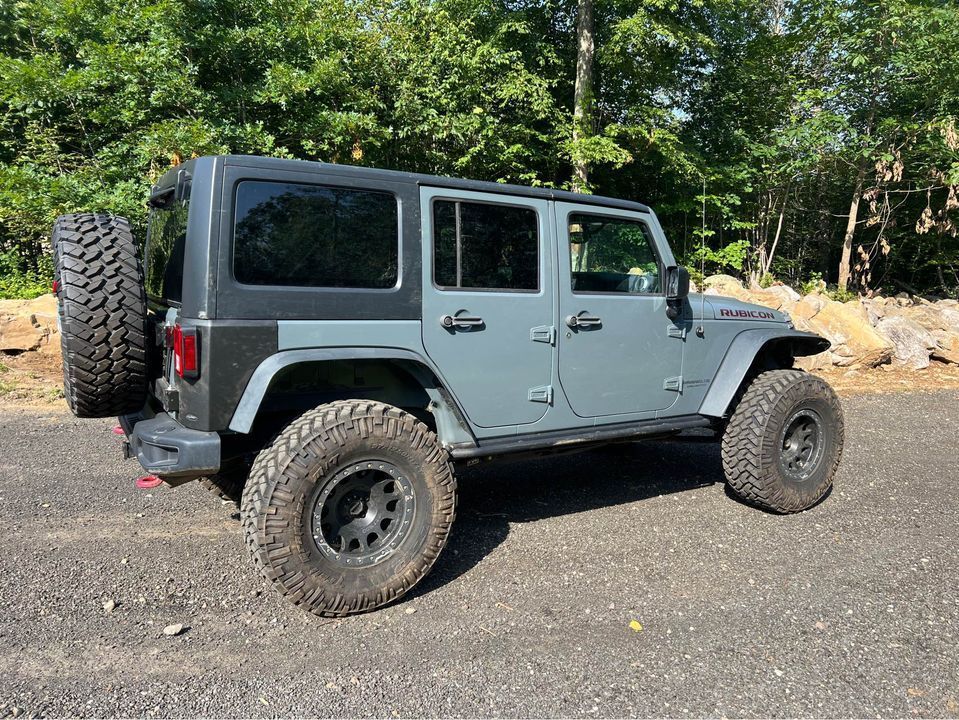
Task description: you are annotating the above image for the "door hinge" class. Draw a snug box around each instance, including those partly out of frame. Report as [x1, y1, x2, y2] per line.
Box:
[528, 385, 553, 404]
[667, 324, 687, 339]
[530, 325, 556, 345]
[663, 376, 683, 392]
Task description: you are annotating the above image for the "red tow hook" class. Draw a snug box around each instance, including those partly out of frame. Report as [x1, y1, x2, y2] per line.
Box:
[136, 475, 163, 489]
[112, 425, 125, 436]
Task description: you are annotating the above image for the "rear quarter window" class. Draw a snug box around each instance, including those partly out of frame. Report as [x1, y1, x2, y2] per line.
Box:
[144, 194, 189, 304]
[232, 180, 399, 289]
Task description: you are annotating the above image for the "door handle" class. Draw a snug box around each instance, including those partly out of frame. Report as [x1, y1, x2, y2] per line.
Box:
[566, 314, 602, 328]
[441, 314, 484, 329]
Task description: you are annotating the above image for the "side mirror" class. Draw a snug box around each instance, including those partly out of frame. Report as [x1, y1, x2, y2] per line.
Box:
[665, 266, 690, 320]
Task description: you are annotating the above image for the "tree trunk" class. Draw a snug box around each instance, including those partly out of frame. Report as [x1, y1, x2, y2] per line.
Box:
[571, 0, 594, 193]
[838, 169, 865, 290]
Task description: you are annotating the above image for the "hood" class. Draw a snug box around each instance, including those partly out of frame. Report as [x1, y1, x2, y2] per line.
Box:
[688, 294, 790, 323]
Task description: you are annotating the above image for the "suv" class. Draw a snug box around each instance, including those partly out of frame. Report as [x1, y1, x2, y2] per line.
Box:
[52, 155, 843, 616]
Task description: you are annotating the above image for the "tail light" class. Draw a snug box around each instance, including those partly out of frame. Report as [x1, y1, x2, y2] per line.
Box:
[172, 324, 199, 379]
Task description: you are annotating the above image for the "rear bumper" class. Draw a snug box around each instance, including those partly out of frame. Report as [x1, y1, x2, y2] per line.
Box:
[120, 412, 220, 479]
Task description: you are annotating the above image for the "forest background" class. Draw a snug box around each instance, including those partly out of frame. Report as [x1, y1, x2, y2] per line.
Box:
[0, 0, 956, 300]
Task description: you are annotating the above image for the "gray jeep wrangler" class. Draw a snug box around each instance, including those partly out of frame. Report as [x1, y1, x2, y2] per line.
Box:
[52, 155, 843, 616]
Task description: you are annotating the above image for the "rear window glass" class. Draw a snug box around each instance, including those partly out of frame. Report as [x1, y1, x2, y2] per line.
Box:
[233, 180, 398, 288]
[145, 193, 189, 304]
[432, 200, 538, 291]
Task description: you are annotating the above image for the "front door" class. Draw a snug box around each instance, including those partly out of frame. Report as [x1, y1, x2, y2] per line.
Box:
[421, 187, 553, 429]
[555, 202, 682, 418]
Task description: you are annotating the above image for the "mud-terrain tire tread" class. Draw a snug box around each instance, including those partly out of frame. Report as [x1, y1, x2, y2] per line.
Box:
[722, 368, 844, 513]
[241, 400, 457, 617]
[52, 213, 148, 418]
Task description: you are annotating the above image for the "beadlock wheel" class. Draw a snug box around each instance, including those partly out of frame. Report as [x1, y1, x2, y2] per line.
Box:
[722, 369, 844, 514]
[241, 400, 457, 617]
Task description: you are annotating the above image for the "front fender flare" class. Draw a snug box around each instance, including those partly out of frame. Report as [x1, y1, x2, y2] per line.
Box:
[698, 328, 830, 418]
[227, 348, 475, 447]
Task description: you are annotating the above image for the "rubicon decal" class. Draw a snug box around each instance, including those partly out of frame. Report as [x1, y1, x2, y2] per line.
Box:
[719, 308, 775, 319]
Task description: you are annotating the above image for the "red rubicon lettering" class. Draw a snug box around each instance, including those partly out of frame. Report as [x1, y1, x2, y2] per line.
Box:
[719, 308, 775, 319]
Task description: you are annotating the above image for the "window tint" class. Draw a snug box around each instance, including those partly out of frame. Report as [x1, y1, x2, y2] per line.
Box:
[145, 194, 189, 304]
[569, 214, 661, 294]
[233, 181, 398, 288]
[433, 200, 538, 291]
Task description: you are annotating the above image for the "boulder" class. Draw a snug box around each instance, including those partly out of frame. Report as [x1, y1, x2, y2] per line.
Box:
[931, 331, 959, 365]
[703, 274, 752, 302]
[0, 315, 45, 352]
[0, 294, 58, 353]
[875, 315, 936, 370]
[791, 296, 893, 368]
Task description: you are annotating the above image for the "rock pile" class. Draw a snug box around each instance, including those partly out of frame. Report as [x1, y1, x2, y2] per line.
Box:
[2, 287, 958, 371]
[703, 275, 959, 369]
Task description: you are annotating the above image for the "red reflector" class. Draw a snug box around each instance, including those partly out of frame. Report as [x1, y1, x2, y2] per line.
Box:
[172, 324, 199, 379]
[52, 280, 59, 294]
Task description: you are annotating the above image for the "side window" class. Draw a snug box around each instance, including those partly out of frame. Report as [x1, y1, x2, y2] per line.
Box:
[233, 180, 398, 288]
[433, 200, 538, 291]
[569, 213, 662, 294]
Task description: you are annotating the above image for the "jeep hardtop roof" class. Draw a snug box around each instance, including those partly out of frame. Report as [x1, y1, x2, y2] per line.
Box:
[152, 155, 652, 215]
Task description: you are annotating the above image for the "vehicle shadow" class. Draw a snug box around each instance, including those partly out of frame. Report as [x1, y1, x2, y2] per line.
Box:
[407, 438, 725, 600]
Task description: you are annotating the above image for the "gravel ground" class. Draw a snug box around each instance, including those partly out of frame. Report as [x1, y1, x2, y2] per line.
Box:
[0, 391, 957, 718]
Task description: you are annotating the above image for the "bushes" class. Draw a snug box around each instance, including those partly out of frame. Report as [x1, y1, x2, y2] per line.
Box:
[0, 251, 51, 300]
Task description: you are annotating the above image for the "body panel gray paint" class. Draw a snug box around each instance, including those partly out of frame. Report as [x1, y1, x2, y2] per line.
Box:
[553, 202, 682, 417]
[698, 327, 830, 417]
[228, 347, 474, 446]
[419, 187, 553, 428]
[278, 320, 422, 351]
[185, 319, 278, 431]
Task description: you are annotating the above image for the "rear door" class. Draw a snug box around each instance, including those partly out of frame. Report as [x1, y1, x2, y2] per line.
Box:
[555, 202, 682, 417]
[420, 187, 553, 429]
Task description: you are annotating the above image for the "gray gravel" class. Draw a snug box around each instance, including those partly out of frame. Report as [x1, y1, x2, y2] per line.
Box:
[1, 391, 957, 718]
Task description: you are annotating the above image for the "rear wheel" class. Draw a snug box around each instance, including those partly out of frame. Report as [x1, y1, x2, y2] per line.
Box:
[722, 369, 844, 513]
[51, 214, 148, 418]
[241, 400, 456, 616]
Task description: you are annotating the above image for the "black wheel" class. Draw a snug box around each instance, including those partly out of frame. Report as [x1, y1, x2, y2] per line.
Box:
[51, 213, 148, 418]
[241, 400, 457, 616]
[721, 369, 844, 513]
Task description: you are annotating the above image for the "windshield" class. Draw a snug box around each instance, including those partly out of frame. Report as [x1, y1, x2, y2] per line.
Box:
[144, 190, 189, 305]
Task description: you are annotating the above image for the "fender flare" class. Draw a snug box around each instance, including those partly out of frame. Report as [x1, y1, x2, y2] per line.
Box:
[227, 348, 475, 446]
[698, 328, 830, 418]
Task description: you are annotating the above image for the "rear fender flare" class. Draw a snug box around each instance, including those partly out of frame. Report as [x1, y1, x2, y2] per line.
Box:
[228, 348, 475, 446]
[698, 328, 830, 418]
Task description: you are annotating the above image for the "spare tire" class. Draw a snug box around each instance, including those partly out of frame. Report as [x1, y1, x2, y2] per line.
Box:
[52, 213, 149, 418]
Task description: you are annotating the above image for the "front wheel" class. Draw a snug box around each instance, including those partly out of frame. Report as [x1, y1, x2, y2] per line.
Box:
[241, 401, 457, 616]
[722, 369, 844, 513]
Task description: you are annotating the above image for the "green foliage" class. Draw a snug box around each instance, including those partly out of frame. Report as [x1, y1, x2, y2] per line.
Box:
[798, 272, 826, 297]
[0, 0, 957, 298]
[0, 250, 50, 299]
[688, 239, 751, 275]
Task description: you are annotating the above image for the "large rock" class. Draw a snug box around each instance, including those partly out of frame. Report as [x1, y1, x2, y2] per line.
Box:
[0, 315, 45, 351]
[930, 331, 959, 365]
[875, 315, 936, 369]
[791, 296, 893, 368]
[703, 274, 752, 302]
[0, 294, 58, 353]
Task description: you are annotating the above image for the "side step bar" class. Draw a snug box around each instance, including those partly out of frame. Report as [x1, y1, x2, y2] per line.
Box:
[447, 415, 713, 461]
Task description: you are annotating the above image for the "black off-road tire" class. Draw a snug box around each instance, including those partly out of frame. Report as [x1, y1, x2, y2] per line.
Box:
[241, 400, 457, 616]
[722, 369, 844, 513]
[52, 214, 148, 418]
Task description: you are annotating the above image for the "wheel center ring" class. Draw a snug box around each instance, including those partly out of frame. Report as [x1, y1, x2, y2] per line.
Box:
[310, 460, 415, 568]
[778, 407, 826, 482]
